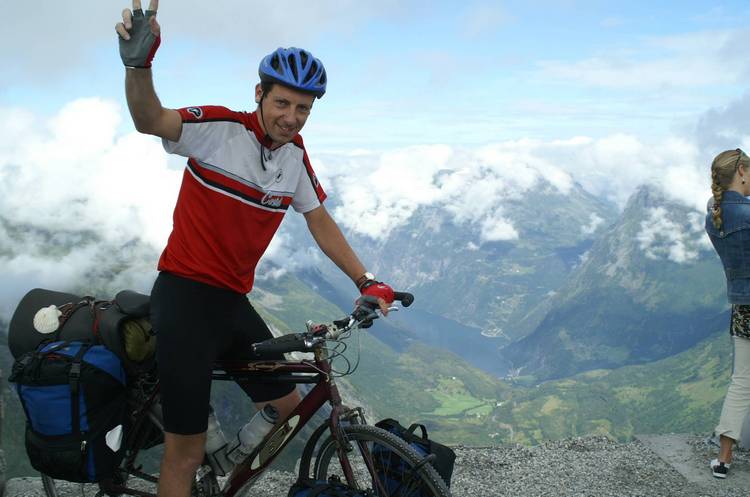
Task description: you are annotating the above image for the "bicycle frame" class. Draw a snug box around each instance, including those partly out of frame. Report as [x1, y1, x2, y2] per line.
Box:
[218, 346, 356, 496]
[117, 344, 362, 497]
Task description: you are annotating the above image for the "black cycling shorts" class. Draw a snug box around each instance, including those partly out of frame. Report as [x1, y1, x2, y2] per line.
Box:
[150, 271, 295, 435]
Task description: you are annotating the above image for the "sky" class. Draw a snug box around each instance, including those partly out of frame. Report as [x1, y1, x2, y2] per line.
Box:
[1, 0, 750, 314]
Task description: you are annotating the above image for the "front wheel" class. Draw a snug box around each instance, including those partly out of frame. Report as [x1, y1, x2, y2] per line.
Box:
[40, 474, 59, 497]
[312, 424, 451, 497]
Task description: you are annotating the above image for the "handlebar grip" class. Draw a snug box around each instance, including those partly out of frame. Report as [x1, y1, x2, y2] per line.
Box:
[393, 291, 414, 307]
[252, 334, 307, 355]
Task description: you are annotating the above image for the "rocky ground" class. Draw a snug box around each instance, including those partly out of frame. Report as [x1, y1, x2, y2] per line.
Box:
[3, 435, 749, 497]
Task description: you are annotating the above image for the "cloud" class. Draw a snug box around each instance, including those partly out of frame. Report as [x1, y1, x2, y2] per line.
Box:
[256, 226, 322, 280]
[0, 97, 339, 319]
[538, 29, 749, 90]
[0, 1, 412, 82]
[0, 98, 182, 315]
[0, 84, 735, 319]
[460, 3, 512, 37]
[693, 91, 750, 152]
[317, 142, 578, 242]
[0, 98, 179, 249]
[308, 129, 719, 245]
[600, 17, 625, 28]
[636, 207, 706, 264]
[480, 211, 519, 241]
[581, 213, 604, 235]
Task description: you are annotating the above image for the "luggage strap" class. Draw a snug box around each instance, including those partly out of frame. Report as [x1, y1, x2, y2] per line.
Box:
[68, 342, 92, 435]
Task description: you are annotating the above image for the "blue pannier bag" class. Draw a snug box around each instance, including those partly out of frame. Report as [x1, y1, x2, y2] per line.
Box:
[9, 340, 127, 482]
[373, 419, 455, 496]
[287, 478, 373, 497]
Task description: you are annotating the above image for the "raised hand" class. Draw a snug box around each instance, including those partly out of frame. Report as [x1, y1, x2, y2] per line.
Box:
[116, 0, 161, 68]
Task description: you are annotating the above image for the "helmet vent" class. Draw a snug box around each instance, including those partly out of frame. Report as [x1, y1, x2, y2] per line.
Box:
[270, 54, 281, 72]
[288, 53, 299, 80]
[302, 61, 317, 84]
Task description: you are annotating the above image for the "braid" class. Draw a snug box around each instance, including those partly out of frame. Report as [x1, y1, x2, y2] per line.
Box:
[710, 149, 748, 230]
[711, 167, 724, 229]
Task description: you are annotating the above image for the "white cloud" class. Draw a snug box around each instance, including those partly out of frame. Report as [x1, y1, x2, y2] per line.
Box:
[0, 98, 179, 249]
[310, 129, 718, 246]
[0, 98, 182, 313]
[0, 84, 735, 317]
[636, 207, 704, 264]
[460, 3, 512, 37]
[539, 29, 749, 90]
[0, 97, 341, 317]
[319, 142, 578, 242]
[480, 211, 518, 242]
[0, 1, 411, 82]
[257, 228, 322, 281]
[600, 17, 625, 28]
[581, 213, 604, 235]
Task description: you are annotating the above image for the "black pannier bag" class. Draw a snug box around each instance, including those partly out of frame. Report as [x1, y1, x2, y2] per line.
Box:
[8, 288, 154, 372]
[9, 341, 128, 482]
[373, 419, 456, 495]
[288, 478, 374, 497]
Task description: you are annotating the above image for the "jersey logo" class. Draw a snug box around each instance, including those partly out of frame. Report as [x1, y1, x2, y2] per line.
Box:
[274, 169, 283, 183]
[261, 192, 284, 208]
[312, 174, 319, 187]
[186, 107, 203, 119]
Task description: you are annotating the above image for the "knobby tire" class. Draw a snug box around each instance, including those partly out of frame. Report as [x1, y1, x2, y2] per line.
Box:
[310, 424, 451, 497]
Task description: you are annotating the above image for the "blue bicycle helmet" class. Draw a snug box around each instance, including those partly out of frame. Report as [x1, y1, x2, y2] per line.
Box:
[258, 47, 327, 98]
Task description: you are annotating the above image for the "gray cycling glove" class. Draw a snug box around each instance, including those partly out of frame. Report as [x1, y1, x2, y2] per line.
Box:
[119, 9, 161, 68]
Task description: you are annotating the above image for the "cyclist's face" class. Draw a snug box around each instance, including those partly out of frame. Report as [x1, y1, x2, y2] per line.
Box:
[255, 84, 314, 147]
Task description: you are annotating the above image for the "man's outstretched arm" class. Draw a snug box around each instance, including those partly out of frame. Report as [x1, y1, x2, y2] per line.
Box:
[116, 0, 181, 141]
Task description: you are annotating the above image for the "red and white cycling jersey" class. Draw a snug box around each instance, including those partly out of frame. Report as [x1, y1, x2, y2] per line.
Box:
[158, 106, 326, 294]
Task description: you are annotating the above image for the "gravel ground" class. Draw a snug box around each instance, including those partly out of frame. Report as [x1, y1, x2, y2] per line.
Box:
[4, 436, 749, 497]
[449, 436, 748, 497]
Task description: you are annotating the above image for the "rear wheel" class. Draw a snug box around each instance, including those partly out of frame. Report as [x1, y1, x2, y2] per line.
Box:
[311, 424, 451, 497]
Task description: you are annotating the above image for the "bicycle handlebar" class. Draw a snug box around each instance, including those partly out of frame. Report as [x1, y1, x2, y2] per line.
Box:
[251, 333, 314, 356]
[251, 290, 415, 356]
[394, 291, 414, 307]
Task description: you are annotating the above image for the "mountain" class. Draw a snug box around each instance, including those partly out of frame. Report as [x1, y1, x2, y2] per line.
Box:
[502, 186, 726, 381]
[491, 326, 732, 444]
[284, 178, 618, 377]
[0, 179, 735, 478]
[337, 179, 618, 342]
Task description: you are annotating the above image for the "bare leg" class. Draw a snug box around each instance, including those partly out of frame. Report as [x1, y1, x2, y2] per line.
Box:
[255, 388, 302, 420]
[157, 432, 207, 497]
[719, 434, 734, 464]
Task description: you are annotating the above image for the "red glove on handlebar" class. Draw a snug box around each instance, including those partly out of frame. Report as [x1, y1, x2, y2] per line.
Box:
[359, 280, 395, 304]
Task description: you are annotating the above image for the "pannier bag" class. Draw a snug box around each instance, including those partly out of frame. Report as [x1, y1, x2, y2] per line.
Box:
[9, 341, 128, 482]
[373, 418, 456, 495]
[288, 478, 374, 497]
[8, 288, 154, 371]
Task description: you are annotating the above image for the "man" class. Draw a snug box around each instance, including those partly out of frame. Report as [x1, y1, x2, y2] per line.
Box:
[115, 2, 395, 496]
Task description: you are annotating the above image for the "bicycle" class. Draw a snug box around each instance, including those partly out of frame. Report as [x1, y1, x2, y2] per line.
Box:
[38, 291, 452, 497]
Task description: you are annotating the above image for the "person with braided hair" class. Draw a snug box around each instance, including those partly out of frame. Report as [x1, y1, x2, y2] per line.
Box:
[705, 148, 750, 479]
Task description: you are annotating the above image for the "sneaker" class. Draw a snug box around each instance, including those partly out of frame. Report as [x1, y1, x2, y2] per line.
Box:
[710, 458, 730, 479]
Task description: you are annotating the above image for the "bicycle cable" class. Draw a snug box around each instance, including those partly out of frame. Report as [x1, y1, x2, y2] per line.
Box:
[326, 339, 353, 377]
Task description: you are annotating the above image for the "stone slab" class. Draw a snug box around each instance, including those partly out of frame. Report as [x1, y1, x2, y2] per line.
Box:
[636, 434, 750, 493]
